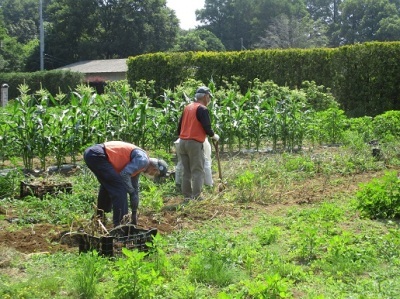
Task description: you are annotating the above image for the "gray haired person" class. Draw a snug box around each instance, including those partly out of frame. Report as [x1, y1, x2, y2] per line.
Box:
[177, 86, 219, 200]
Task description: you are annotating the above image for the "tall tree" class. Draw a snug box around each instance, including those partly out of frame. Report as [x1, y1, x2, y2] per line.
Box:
[0, 11, 26, 72]
[196, 0, 308, 50]
[376, 15, 400, 40]
[305, 0, 343, 46]
[255, 14, 328, 49]
[44, 0, 179, 68]
[0, 0, 40, 44]
[338, 0, 399, 44]
[196, 0, 253, 50]
[171, 29, 226, 52]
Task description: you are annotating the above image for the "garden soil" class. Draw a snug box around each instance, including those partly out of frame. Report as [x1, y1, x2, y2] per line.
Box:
[0, 169, 391, 255]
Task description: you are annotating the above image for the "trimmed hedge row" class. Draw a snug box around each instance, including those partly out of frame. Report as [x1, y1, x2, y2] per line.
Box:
[0, 70, 84, 100]
[127, 42, 400, 117]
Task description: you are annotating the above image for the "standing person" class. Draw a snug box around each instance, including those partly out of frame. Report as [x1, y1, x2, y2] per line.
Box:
[174, 138, 213, 189]
[177, 86, 219, 200]
[83, 141, 168, 227]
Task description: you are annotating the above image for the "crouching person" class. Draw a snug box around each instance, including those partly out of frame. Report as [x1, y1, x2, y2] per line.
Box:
[83, 141, 168, 227]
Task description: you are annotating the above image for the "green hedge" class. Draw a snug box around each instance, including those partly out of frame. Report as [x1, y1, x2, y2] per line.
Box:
[127, 42, 400, 117]
[0, 70, 84, 100]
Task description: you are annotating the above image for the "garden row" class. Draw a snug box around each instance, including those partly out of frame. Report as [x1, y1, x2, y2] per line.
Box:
[0, 78, 399, 171]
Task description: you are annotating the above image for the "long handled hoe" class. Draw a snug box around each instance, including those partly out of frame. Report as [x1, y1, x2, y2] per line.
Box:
[212, 140, 226, 192]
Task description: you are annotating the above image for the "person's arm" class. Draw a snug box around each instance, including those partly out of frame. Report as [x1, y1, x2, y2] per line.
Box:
[177, 114, 183, 136]
[120, 149, 149, 193]
[196, 106, 215, 137]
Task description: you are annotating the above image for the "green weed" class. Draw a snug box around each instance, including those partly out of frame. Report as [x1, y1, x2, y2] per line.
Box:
[74, 251, 106, 299]
[356, 171, 400, 219]
[113, 248, 164, 299]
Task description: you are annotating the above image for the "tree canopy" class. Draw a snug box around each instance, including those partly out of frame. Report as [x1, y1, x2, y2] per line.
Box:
[45, 0, 180, 67]
[1, 0, 400, 71]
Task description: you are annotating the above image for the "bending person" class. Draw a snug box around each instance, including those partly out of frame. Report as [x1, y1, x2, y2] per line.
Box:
[84, 141, 168, 226]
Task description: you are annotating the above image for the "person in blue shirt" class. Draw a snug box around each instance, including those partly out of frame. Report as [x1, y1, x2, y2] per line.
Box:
[83, 141, 168, 227]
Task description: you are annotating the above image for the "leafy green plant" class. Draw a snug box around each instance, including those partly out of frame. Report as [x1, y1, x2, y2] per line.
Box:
[74, 251, 105, 299]
[7, 84, 40, 170]
[253, 225, 281, 246]
[372, 110, 400, 140]
[314, 232, 375, 280]
[113, 248, 164, 299]
[188, 233, 242, 287]
[243, 273, 293, 299]
[146, 233, 172, 277]
[356, 171, 400, 219]
[140, 177, 165, 212]
[310, 107, 348, 145]
[233, 170, 256, 202]
[375, 229, 400, 261]
[282, 153, 315, 173]
[293, 224, 321, 263]
[268, 258, 306, 284]
[0, 169, 22, 199]
[347, 116, 374, 142]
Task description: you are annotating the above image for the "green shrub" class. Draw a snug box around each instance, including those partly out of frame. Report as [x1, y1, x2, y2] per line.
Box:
[372, 110, 400, 141]
[356, 171, 400, 219]
[0, 170, 21, 199]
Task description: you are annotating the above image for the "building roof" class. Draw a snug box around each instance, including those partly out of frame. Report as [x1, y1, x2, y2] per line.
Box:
[57, 59, 128, 74]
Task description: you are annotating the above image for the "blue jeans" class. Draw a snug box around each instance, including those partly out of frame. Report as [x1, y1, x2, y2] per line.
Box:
[83, 144, 139, 226]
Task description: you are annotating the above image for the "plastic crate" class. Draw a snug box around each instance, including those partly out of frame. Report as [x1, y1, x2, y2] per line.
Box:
[78, 225, 157, 257]
[20, 181, 72, 198]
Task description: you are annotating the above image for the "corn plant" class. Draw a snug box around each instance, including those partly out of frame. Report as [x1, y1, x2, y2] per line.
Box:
[213, 89, 248, 152]
[314, 107, 348, 145]
[6, 84, 40, 170]
[34, 105, 53, 170]
[285, 92, 308, 151]
[246, 90, 268, 151]
[0, 113, 12, 163]
[50, 108, 72, 167]
[153, 91, 182, 151]
[68, 89, 100, 161]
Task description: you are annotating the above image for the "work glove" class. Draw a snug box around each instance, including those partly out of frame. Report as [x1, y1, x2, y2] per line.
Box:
[121, 171, 135, 194]
[212, 133, 220, 142]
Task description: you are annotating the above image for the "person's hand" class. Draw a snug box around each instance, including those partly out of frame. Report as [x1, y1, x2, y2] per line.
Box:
[212, 134, 220, 142]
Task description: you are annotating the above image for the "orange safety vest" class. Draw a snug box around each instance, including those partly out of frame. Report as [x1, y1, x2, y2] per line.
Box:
[104, 141, 147, 175]
[179, 102, 207, 143]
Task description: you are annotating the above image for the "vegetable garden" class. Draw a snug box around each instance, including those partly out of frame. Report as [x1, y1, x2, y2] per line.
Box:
[0, 78, 400, 298]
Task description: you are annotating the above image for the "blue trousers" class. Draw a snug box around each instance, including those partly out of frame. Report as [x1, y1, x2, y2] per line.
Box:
[83, 144, 139, 226]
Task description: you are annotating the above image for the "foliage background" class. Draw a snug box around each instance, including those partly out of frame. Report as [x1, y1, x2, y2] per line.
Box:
[128, 42, 400, 117]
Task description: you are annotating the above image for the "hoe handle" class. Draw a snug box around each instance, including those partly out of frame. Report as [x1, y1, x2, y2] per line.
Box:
[212, 140, 223, 181]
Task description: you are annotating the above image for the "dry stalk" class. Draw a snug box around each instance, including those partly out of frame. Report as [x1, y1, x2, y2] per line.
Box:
[97, 219, 109, 235]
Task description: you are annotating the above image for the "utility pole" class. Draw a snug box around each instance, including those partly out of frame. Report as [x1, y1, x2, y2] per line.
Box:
[39, 0, 44, 70]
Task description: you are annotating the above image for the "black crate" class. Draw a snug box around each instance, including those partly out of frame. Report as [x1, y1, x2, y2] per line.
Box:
[78, 225, 157, 257]
[20, 181, 72, 198]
